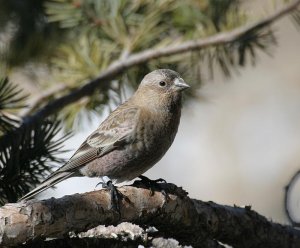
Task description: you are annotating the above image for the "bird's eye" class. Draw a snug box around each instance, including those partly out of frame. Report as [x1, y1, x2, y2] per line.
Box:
[159, 81, 166, 87]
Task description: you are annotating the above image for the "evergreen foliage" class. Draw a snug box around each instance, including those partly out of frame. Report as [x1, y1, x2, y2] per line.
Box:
[0, 78, 26, 133]
[0, 78, 69, 204]
[43, 0, 272, 126]
[0, 0, 60, 66]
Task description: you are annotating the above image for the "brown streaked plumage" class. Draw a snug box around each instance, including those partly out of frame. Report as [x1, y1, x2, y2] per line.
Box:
[19, 69, 190, 201]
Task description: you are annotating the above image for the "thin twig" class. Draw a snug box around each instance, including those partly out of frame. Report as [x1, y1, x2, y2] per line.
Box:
[22, 83, 69, 116]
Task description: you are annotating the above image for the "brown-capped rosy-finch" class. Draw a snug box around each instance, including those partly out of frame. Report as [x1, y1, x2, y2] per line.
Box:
[19, 69, 190, 201]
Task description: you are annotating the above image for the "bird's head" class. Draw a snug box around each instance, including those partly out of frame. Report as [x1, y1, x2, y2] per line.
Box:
[134, 69, 190, 110]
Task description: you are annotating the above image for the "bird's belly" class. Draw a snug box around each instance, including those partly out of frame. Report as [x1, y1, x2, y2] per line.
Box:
[80, 137, 172, 183]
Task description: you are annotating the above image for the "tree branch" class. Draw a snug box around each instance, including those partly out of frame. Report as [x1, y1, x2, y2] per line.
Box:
[284, 170, 300, 227]
[22, 83, 69, 117]
[1, 183, 299, 247]
[19, 0, 300, 128]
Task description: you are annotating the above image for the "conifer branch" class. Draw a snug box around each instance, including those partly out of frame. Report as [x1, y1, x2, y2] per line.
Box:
[20, 0, 300, 128]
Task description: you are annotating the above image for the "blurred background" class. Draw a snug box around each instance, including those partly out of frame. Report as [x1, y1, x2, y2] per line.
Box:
[1, 0, 300, 225]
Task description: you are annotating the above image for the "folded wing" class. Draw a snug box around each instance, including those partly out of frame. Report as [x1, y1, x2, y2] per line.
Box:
[18, 106, 140, 201]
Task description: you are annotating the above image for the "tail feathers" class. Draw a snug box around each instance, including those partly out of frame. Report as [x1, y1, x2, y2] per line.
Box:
[18, 171, 75, 202]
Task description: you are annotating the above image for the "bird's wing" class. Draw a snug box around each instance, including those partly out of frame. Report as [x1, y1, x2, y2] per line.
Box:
[57, 106, 140, 173]
[18, 107, 140, 202]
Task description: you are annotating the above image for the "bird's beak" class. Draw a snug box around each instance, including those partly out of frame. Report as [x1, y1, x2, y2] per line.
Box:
[174, 78, 190, 91]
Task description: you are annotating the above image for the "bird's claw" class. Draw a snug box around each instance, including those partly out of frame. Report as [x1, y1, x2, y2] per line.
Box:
[95, 181, 105, 189]
[137, 175, 169, 201]
[152, 178, 167, 184]
[139, 175, 167, 184]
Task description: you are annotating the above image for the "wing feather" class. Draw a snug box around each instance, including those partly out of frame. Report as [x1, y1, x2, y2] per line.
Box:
[57, 106, 139, 173]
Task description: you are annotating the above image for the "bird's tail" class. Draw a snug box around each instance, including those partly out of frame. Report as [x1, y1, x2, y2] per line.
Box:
[18, 171, 75, 202]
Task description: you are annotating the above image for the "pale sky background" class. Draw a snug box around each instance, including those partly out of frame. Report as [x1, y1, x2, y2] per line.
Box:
[12, 1, 300, 224]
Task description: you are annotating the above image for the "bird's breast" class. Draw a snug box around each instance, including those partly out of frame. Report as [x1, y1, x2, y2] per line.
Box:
[133, 108, 181, 158]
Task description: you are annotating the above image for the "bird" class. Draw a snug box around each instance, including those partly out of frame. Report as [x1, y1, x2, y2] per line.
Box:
[19, 69, 190, 202]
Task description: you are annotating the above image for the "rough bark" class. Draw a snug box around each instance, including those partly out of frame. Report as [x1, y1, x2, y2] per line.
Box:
[0, 183, 299, 248]
[17, 222, 224, 248]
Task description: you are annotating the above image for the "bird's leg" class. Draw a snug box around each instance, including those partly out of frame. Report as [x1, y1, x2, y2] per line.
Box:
[106, 181, 121, 212]
[98, 176, 123, 213]
[137, 175, 169, 201]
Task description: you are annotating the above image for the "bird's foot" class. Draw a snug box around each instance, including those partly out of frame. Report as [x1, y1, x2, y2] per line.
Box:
[135, 175, 170, 201]
[97, 179, 129, 214]
[139, 175, 167, 184]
